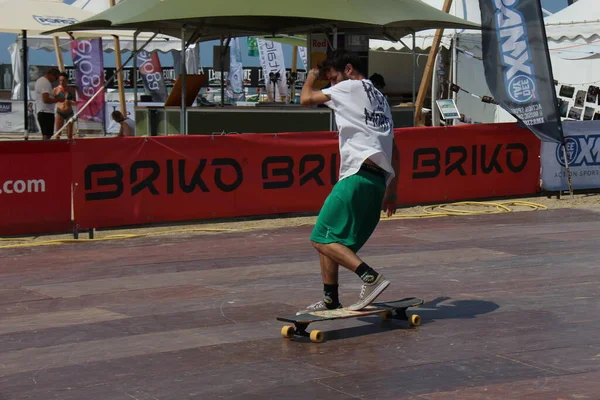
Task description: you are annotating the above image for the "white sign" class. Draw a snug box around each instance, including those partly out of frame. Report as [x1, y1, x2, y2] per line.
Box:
[436, 99, 461, 120]
[33, 16, 79, 26]
[541, 120, 600, 191]
[0, 100, 38, 133]
[257, 39, 288, 101]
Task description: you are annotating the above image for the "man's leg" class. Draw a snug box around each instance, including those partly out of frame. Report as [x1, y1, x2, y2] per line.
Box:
[320, 254, 341, 308]
[309, 171, 390, 311]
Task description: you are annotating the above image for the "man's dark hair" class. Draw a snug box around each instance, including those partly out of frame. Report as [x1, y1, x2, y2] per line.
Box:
[319, 49, 364, 76]
[47, 68, 61, 78]
[369, 73, 386, 89]
[59, 72, 69, 79]
[112, 110, 125, 122]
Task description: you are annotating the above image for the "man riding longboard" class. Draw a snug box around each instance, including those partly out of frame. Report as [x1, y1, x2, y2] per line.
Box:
[298, 49, 400, 313]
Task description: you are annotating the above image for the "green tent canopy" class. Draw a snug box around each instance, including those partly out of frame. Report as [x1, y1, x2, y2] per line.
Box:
[45, 0, 479, 41]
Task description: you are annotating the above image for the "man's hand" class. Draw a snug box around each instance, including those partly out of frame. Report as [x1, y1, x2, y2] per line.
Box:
[382, 192, 397, 217]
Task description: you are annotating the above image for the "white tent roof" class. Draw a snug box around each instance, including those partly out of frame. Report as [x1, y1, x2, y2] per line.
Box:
[0, 0, 95, 35]
[370, 0, 481, 51]
[544, 0, 600, 60]
[16, 0, 182, 53]
[545, 0, 600, 41]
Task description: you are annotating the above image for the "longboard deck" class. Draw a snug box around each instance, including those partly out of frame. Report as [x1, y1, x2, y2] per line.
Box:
[277, 297, 424, 324]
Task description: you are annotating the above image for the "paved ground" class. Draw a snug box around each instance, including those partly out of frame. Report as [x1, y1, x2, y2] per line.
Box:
[0, 208, 599, 399]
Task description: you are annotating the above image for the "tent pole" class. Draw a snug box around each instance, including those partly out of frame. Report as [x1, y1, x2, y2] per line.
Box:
[415, 0, 453, 126]
[412, 30, 416, 126]
[52, 36, 65, 72]
[181, 27, 187, 135]
[22, 30, 28, 140]
[109, 0, 126, 116]
[133, 31, 139, 108]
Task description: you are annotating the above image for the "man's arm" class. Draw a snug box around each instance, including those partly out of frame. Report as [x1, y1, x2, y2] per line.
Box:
[382, 138, 399, 217]
[300, 69, 331, 106]
[42, 92, 62, 105]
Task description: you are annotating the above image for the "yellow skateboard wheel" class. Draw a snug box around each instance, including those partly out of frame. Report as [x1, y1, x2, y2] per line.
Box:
[410, 314, 421, 327]
[310, 330, 324, 343]
[281, 325, 295, 338]
[379, 311, 393, 321]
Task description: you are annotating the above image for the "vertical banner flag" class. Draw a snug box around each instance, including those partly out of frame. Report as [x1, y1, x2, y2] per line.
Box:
[137, 50, 167, 102]
[257, 38, 288, 102]
[70, 38, 105, 123]
[298, 46, 308, 70]
[479, 0, 563, 143]
[247, 37, 259, 57]
[228, 38, 245, 102]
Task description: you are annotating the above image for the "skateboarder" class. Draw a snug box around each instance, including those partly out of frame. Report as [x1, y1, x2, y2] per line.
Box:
[298, 49, 399, 313]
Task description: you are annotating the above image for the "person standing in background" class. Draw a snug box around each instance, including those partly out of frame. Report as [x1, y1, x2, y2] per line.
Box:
[34, 68, 63, 140]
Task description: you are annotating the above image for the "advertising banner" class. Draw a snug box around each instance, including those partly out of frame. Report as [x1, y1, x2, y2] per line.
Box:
[541, 121, 600, 191]
[71, 124, 541, 230]
[0, 141, 71, 236]
[479, 0, 564, 143]
[257, 39, 288, 101]
[137, 50, 167, 102]
[70, 38, 105, 123]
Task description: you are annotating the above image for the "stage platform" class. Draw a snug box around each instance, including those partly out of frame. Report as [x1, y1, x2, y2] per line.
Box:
[0, 208, 599, 399]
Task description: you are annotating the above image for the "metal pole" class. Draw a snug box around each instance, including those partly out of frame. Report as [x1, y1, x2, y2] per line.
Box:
[22, 30, 28, 138]
[562, 145, 575, 198]
[181, 27, 187, 135]
[332, 28, 338, 50]
[133, 31, 138, 108]
[412, 31, 416, 125]
[220, 35, 225, 107]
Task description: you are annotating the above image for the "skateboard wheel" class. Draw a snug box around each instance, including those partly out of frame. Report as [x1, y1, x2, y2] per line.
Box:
[409, 314, 421, 327]
[310, 330, 324, 343]
[281, 325, 295, 338]
[379, 311, 393, 321]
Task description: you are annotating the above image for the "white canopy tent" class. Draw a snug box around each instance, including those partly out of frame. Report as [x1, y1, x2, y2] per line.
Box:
[23, 0, 181, 55]
[1, 0, 186, 134]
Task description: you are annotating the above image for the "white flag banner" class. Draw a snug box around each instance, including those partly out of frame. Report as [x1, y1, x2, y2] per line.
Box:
[228, 37, 245, 101]
[298, 46, 308, 70]
[257, 38, 288, 101]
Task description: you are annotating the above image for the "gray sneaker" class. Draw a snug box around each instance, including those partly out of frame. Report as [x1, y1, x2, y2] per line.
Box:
[347, 274, 390, 311]
[296, 299, 343, 315]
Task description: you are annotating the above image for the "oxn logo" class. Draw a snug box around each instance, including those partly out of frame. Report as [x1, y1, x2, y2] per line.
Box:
[492, 0, 537, 104]
[33, 16, 79, 26]
[556, 135, 600, 167]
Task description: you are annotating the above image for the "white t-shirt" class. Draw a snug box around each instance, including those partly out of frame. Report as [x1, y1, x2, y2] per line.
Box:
[34, 76, 54, 114]
[322, 79, 395, 186]
[122, 118, 136, 136]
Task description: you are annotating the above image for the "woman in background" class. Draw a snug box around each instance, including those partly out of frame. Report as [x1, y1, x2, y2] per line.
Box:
[54, 72, 77, 139]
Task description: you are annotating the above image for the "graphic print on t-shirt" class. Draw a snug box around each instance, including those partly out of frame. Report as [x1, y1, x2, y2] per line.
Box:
[362, 81, 391, 130]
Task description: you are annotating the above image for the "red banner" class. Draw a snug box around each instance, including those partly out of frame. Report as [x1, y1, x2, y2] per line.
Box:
[397, 123, 541, 204]
[72, 124, 540, 230]
[0, 141, 71, 236]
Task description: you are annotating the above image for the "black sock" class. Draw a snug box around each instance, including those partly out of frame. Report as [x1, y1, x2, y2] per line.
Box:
[323, 284, 340, 308]
[355, 262, 379, 284]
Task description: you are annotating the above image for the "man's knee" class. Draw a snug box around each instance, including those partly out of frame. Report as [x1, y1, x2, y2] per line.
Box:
[312, 241, 326, 252]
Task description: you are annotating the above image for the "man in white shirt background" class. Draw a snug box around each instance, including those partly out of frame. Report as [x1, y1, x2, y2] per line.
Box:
[299, 49, 399, 313]
[34, 68, 63, 140]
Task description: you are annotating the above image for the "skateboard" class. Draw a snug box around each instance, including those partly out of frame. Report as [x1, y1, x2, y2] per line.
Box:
[277, 297, 424, 343]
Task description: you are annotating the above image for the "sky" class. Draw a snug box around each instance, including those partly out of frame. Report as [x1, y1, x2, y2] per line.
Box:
[0, 0, 572, 68]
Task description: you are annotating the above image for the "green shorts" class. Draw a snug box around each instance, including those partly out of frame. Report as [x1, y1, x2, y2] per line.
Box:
[311, 169, 386, 253]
